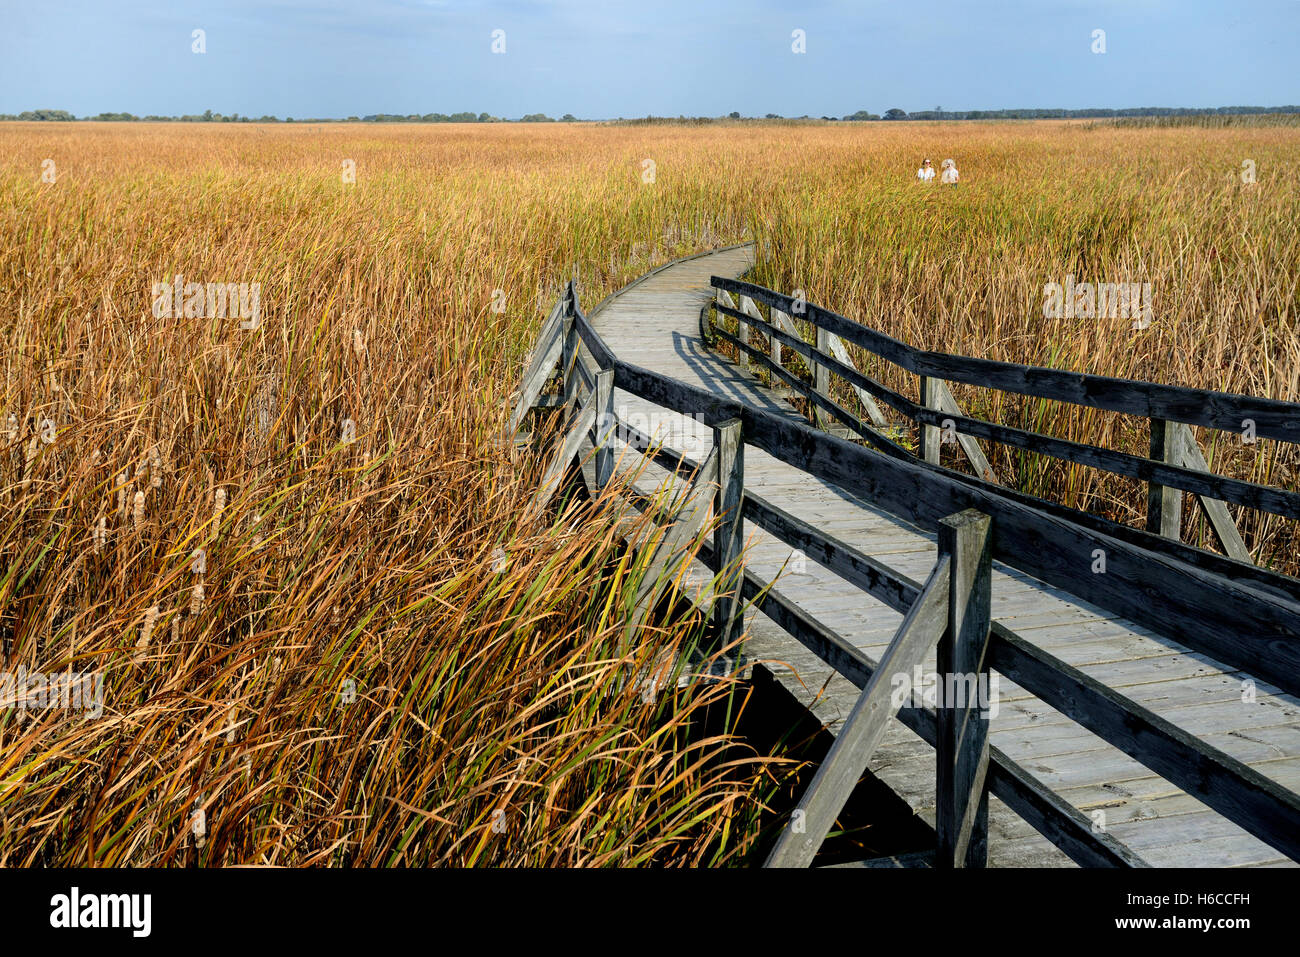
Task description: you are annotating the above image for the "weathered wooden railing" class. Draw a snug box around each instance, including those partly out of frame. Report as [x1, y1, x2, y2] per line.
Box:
[509, 276, 1300, 868]
[707, 278, 1300, 570]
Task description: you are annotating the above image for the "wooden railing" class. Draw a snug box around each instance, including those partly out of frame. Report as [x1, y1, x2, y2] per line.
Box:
[707, 277, 1300, 571]
[509, 276, 1300, 868]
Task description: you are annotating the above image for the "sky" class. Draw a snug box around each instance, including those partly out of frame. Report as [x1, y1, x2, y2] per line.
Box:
[1, 0, 1297, 119]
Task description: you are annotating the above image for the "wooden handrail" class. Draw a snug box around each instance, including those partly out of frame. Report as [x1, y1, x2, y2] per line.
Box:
[709, 279, 1300, 568]
[710, 293, 1300, 523]
[714, 275, 1300, 444]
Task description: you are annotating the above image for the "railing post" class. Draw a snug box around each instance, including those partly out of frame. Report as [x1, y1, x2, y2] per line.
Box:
[594, 369, 615, 488]
[712, 418, 745, 653]
[1146, 418, 1182, 539]
[770, 308, 786, 369]
[921, 376, 941, 464]
[736, 296, 757, 375]
[561, 295, 579, 408]
[812, 325, 831, 429]
[936, 509, 993, 869]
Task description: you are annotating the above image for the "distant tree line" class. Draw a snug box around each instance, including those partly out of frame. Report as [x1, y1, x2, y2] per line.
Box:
[618, 105, 1300, 125]
[850, 105, 1300, 121]
[0, 109, 582, 123]
[6, 105, 1299, 123]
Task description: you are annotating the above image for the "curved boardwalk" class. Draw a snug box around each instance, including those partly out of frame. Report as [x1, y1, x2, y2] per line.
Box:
[588, 245, 1300, 868]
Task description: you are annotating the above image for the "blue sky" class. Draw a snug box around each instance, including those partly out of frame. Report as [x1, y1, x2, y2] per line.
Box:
[1, 0, 1296, 118]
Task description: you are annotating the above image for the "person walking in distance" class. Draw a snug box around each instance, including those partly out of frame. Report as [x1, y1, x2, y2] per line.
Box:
[916, 158, 935, 182]
[940, 158, 960, 184]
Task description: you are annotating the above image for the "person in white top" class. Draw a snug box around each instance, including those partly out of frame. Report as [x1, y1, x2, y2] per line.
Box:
[916, 158, 935, 182]
[940, 158, 959, 184]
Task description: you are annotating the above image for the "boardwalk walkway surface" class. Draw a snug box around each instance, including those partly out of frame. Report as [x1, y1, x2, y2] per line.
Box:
[584, 245, 1300, 868]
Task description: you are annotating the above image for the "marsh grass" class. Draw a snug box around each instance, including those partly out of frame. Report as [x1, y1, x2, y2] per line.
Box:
[0, 122, 787, 865]
[2, 119, 1297, 865]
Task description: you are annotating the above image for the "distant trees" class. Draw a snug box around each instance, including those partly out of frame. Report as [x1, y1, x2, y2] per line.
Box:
[3, 109, 76, 121]
[7, 104, 1299, 125]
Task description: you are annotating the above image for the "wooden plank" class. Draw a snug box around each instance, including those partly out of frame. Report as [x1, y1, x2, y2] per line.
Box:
[532, 393, 597, 513]
[822, 330, 890, 427]
[892, 378, 1299, 521]
[1147, 419, 1183, 539]
[743, 491, 919, 615]
[921, 376, 941, 465]
[626, 449, 719, 634]
[561, 312, 581, 408]
[813, 325, 831, 429]
[736, 296, 757, 372]
[593, 369, 615, 488]
[769, 307, 789, 370]
[505, 300, 564, 437]
[934, 380, 998, 484]
[713, 302, 1300, 522]
[986, 747, 1147, 866]
[712, 418, 744, 648]
[1176, 423, 1253, 562]
[936, 510, 993, 868]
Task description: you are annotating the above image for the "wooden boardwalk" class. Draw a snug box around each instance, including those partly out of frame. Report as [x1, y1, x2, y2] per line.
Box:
[579, 245, 1300, 868]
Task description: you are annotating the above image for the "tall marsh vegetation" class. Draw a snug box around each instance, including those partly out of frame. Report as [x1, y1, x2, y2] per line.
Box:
[0, 119, 1295, 865]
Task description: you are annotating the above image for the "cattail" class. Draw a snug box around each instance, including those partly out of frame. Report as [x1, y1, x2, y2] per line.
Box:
[21, 436, 37, 492]
[117, 470, 128, 517]
[149, 444, 162, 488]
[191, 798, 206, 849]
[136, 604, 159, 660]
[225, 706, 238, 743]
[251, 512, 264, 548]
[190, 581, 204, 616]
[171, 615, 180, 643]
[93, 515, 107, 554]
[132, 489, 145, 528]
[212, 488, 226, 533]
[353, 328, 365, 356]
